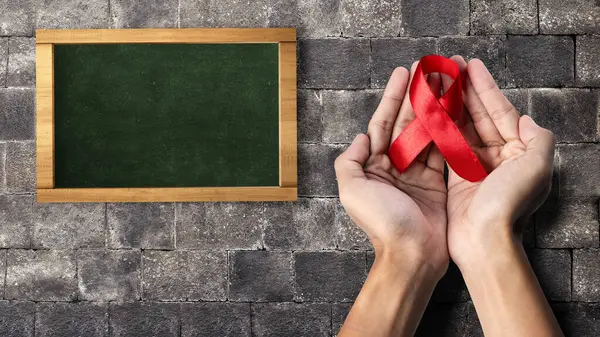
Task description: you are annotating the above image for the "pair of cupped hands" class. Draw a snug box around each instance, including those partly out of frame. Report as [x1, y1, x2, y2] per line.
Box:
[335, 55, 555, 278]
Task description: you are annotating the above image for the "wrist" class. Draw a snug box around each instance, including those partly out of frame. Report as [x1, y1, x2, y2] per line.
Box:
[344, 242, 444, 336]
[374, 244, 447, 282]
[451, 222, 523, 273]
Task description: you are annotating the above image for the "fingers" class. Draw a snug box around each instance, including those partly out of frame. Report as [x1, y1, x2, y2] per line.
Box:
[468, 59, 520, 142]
[368, 67, 410, 154]
[334, 133, 370, 186]
[443, 57, 467, 188]
[416, 72, 442, 163]
[442, 55, 466, 93]
[428, 72, 442, 99]
[449, 55, 503, 147]
[463, 74, 504, 146]
[426, 145, 445, 174]
[391, 61, 419, 141]
[445, 55, 483, 147]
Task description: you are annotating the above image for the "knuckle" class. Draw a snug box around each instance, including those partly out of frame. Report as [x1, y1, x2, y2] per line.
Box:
[469, 107, 491, 123]
[393, 118, 412, 130]
[382, 94, 404, 103]
[488, 105, 516, 121]
[368, 118, 394, 133]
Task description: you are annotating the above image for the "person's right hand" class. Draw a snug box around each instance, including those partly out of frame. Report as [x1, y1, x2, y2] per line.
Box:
[335, 64, 449, 278]
[444, 56, 555, 266]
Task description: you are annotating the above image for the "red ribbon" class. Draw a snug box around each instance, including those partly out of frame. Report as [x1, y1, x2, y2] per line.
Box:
[388, 55, 487, 182]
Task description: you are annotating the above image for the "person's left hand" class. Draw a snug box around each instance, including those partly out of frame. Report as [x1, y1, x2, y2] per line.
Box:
[335, 63, 448, 277]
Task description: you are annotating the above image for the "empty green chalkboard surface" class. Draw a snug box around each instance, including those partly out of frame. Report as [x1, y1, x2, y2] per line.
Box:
[36, 28, 297, 202]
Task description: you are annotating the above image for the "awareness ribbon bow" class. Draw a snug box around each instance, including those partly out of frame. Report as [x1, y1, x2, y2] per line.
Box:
[388, 55, 488, 182]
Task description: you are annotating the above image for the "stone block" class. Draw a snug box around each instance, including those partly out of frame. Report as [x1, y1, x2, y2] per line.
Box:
[5, 141, 34, 193]
[298, 143, 345, 196]
[573, 249, 600, 302]
[335, 199, 371, 250]
[553, 303, 600, 337]
[109, 302, 179, 337]
[332, 303, 352, 335]
[0, 301, 34, 337]
[229, 251, 293, 302]
[294, 251, 366, 302]
[506, 36, 574, 87]
[528, 249, 572, 301]
[176, 202, 263, 250]
[142, 250, 227, 301]
[370, 38, 437, 88]
[439, 36, 506, 86]
[299, 39, 370, 89]
[111, 0, 177, 28]
[0, 195, 33, 248]
[322, 90, 382, 143]
[107, 203, 174, 249]
[0, 88, 35, 140]
[539, 0, 600, 34]
[501, 89, 529, 116]
[32, 203, 105, 249]
[559, 144, 600, 197]
[0, 39, 6, 86]
[180, 0, 267, 28]
[6, 250, 76, 301]
[0, 0, 34, 36]
[401, 0, 469, 36]
[338, 0, 402, 37]
[536, 197, 599, 248]
[7, 37, 35, 87]
[577, 35, 600, 87]
[181, 303, 251, 337]
[263, 198, 336, 250]
[530, 89, 598, 143]
[470, 0, 538, 34]
[252, 303, 330, 337]
[35, 0, 109, 29]
[36, 302, 107, 337]
[294, 0, 341, 37]
[78, 250, 141, 301]
[297, 89, 323, 143]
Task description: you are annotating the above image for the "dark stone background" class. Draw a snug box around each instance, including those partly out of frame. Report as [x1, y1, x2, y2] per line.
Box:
[0, 0, 599, 336]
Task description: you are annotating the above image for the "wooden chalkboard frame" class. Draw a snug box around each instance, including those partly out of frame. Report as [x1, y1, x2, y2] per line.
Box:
[35, 28, 297, 202]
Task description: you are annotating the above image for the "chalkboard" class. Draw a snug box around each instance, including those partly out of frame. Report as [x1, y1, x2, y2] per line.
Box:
[53, 43, 279, 188]
[36, 28, 297, 202]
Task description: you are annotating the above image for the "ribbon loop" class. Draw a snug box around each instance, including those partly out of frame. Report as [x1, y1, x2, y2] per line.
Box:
[388, 55, 488, 182]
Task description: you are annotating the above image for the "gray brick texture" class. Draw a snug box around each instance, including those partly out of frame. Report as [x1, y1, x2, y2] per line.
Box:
[470, 0, 538, 35]
[0, 0, 597, 335]
[36, 302, 107, 337]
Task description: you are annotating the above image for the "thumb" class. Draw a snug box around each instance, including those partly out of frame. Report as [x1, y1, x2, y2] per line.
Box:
[509, 115, 555, 220]
[334, 133, 370, 184]
[520, 115, 555, 158]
